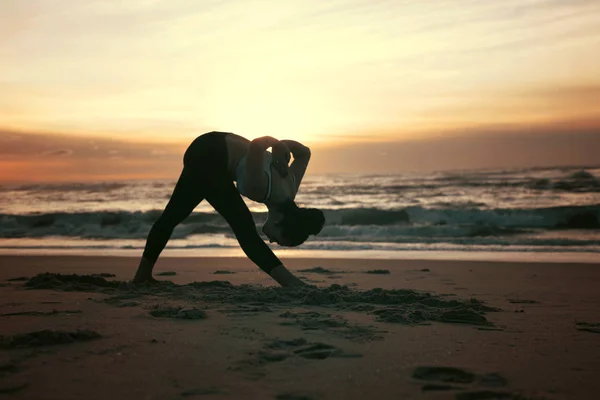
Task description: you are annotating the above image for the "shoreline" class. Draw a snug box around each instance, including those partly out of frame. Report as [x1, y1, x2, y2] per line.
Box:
[0, 248, 599, 264]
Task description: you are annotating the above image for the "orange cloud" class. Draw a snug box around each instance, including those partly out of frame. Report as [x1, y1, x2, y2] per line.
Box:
[2, 116, 599, 183]
[0, 130, 186, 183]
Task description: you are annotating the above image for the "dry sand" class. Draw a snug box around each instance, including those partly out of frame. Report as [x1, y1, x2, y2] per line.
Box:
[0, 255, 599, 400]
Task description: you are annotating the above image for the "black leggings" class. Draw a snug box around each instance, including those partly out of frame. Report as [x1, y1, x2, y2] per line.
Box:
[142, 131, 282, 274]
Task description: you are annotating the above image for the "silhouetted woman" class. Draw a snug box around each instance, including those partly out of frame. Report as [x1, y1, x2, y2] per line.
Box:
[133, 132, 325, 287]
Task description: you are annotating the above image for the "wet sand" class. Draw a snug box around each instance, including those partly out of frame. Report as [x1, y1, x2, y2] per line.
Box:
[1, 255, 599, 399]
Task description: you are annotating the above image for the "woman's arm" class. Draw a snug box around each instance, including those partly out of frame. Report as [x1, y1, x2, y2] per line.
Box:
[245, 136, 290, 199]
[281, 140, 311, 190]
[207, 179, 305, 287]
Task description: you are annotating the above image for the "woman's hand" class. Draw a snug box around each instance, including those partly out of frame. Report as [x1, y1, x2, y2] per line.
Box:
[269, 265, 309, 287]
[272, 141, 291, 178]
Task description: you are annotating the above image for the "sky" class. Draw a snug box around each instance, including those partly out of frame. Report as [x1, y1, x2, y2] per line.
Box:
[1, 0, 600, 182]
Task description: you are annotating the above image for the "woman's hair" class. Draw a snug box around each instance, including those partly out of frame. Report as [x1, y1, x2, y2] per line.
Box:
[276, 200, 325, 247]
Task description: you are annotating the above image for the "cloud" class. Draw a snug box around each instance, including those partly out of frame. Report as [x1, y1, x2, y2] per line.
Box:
[310, 126, 600, 174]
[1, 133, 23, 142]
[0, 129, 186, 183]
[521, 84, 600, 102]
[41, 149, 73, 157]
[1, 120, 599, 182]
[406, 83, 600, 128]
[0, 129, 184, 159]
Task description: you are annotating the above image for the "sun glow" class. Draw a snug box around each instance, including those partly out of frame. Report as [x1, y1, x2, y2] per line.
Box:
[1, 0, 600, 181]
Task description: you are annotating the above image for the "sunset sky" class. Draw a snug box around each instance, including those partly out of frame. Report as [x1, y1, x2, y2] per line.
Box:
[1, 0, 600, 182]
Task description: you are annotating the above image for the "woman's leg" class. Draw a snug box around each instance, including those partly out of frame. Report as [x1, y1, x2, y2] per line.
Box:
[133, 167, 205, 282]
[205, 179, 283, 275]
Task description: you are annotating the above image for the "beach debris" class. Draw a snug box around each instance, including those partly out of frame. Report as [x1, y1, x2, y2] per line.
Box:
[0, 329, 101, 349]
[0, 381, 29, 394]
[25, 273, 119, 291]
[101, 293, 143, 308]
[188, 280, 233, 289]
[412, 366, 476, 384]
[412, 367, 516, 398]
[221, 304, 273, 314]
[149, 306, 207, 320]
[507, 299, 539, 304]
[0, 310, 81, 317]
[297, 267, 338, 274]
[0, 358, 27, 394]
[0, 360, 19, 376]
[293, 342, 359, 360]
[6, 277, 28, 282]
[90, 273, 116, 278]
[276, 393, 318, 400]
[454, 390, 518, 399]
[438, 308, 491, 326]
[421, 383, 464, 392]
[180, 387, 224, 397]
[477, 373, 509, 388]
[575, 322, 600, 334]
[87, 344, 131, 356]
[117, 301, 139, 308]
[365, 269, 390, 274]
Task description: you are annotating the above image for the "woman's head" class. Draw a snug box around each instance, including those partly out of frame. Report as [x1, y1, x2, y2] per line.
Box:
[263, 200, 325, 247]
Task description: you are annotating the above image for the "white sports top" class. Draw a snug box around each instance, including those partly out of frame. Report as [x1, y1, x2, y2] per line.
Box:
[235, 152, 274, 202]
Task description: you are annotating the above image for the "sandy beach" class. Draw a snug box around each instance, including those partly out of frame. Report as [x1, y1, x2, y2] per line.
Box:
[1, 255, 599, 400]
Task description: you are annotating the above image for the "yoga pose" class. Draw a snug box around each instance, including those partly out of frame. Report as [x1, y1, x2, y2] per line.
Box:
[133, 131, 325, 287]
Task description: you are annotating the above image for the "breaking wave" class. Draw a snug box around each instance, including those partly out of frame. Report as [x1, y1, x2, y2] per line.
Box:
[1, 205, 598, 245]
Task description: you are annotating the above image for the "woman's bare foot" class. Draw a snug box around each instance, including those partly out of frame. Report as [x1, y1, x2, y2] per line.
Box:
[132, 257, 159, 284]
[132, 276, 161, 285]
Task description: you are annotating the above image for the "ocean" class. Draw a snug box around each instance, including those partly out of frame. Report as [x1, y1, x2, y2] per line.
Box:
[1, 166, 599, 262]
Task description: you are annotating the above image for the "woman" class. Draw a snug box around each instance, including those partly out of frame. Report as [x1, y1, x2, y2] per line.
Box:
[133, 131, 325, 287]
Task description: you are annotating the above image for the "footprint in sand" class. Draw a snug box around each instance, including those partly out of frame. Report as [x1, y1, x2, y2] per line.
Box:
[454, 390, 519, 399]
[276, 394, 318, 400]
[266, 339, 362, 360]
[0, 360, 28, 395]
[411, 367, 535, 399]
[278, 311, 383, 343]
[292, 343, 345, 360]
[0, 330, 101, 349]
[180, 387, 224, 397]
[412, 366, 476, 384]
[239, 338, 362, 372]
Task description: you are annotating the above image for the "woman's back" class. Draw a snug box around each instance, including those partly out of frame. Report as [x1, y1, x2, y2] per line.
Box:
[224, 133, 296, 204]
